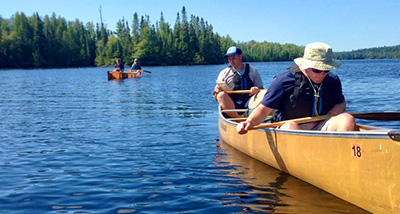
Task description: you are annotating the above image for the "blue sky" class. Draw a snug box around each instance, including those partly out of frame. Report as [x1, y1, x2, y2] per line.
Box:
[1, 0, 399, 51]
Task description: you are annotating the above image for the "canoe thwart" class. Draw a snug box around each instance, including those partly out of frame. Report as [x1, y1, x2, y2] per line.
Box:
[228, 118, 248, 121]
[221, 109, 248, 113]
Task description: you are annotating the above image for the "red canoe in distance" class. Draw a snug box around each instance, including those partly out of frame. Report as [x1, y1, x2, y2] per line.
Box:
[107, 70, 143, 80]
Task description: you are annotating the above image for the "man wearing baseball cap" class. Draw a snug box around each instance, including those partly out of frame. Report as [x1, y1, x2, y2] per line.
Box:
[129, 58, 142, 72]
[213, 46, 264, 118]
[237, 42, 355, 134]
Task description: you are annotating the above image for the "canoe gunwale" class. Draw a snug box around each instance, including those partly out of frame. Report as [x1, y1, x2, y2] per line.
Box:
[219, 107, 396, 140]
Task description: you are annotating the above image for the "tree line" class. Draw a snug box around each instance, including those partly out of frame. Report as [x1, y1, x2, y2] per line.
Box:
[334, 45, 400, 60]
[0, 7, 399, 69]
[0, 12, 97, 68]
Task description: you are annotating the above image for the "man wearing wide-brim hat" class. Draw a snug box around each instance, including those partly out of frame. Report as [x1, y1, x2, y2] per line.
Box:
[237, 42, 356, 134]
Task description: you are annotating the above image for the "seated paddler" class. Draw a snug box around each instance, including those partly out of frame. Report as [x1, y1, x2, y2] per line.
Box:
[237, 42, 356, 134]
[113, 59, 124, 72]
[129, 58, 142, 72]
[213, 46, 264, 118]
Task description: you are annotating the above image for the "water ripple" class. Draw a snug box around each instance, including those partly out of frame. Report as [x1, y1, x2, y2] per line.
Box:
[1, 60, 398, 213]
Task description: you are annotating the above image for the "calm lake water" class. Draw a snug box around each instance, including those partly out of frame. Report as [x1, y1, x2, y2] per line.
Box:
[1, 59, 399, 213]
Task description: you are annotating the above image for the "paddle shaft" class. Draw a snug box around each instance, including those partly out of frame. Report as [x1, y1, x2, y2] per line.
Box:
[226, 90, 251, 94]
[110, 70, 149, 74]
[251, 115, 331, 130]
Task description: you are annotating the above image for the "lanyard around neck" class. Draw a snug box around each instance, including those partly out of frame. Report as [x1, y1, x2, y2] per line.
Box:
[305, 75, 323, 116]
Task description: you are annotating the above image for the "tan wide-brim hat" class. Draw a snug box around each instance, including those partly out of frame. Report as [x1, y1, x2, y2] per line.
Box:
[294, 42, 342, 70]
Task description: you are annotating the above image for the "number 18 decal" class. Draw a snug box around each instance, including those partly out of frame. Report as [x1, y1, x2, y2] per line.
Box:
[352, 144, 362, 159]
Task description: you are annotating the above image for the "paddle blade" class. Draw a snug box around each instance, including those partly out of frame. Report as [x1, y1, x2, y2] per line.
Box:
[351, 112, 400, 121]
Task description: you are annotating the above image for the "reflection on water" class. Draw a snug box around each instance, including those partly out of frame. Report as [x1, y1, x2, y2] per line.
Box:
[1, 60, 399, 213]
[215, 141, 369, 213]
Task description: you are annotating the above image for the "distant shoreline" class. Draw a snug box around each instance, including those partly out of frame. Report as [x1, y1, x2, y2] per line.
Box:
[1, 58, 399, 70]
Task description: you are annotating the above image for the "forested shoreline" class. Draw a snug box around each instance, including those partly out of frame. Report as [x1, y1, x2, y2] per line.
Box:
[0, 7, 399, 69]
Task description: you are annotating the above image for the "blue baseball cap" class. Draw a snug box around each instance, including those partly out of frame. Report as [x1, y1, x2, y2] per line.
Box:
[224, 46, 242, 57]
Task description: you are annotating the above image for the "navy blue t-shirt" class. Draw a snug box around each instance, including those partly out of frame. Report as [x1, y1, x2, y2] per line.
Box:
[114, 63, 124, 69]
[261, 69, 344, 121]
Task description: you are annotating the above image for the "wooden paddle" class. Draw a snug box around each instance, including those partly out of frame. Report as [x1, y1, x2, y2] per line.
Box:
[143, 70, 152, 73]
[226, 90, 251, 94]
[350, 111, 400, 121]
[250, 115, 331, 130]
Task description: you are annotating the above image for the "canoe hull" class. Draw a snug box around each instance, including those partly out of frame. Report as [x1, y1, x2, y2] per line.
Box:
[218, 108, 400, 214]
[107, 71, 143, 80]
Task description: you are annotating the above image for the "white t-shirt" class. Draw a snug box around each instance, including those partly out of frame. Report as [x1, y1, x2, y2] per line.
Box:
[216, 64, 263, 90]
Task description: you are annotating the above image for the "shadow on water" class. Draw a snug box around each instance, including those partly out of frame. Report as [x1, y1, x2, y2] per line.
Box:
[215, 140, 369, 214]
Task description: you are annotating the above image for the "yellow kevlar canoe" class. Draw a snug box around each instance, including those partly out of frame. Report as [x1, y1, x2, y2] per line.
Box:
[218, 106, 400, 213]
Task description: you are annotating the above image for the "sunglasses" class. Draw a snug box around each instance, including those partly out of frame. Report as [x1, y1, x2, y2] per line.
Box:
[311, 68, 330, 74]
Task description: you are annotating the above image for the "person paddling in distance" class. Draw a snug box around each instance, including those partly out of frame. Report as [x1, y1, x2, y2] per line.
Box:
[113, 59, 124, 72]
[128, 58, 142, 72]
[237, 42, 355, 134]
[213, 46, 264, 118]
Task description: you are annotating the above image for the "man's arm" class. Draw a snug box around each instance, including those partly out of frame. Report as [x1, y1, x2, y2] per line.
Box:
[327, 99, 346, 116]
[237, 104, 273, 134]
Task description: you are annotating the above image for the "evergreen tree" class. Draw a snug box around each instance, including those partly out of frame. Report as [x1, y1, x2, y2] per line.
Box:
[131, 13, 140, 47]
[177, 6, 191, 64]
[31, 12, 46, 67]
[0, 17, 11, 67]
[115, 18, 133, 63]
[172, 12, 181, 65]
[12, 12, 33, 67]
[135, 15, 160, 65]
[158, 12, 173, 64]
[85, 22, 96, 66]
[190, 15, 202, 64]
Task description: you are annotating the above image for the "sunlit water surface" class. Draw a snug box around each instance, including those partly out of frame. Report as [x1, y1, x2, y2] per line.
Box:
[1, 59, 399, 213]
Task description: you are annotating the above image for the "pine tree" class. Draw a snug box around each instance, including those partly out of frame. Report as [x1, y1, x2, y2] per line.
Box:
[31, 12, 46, 67]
